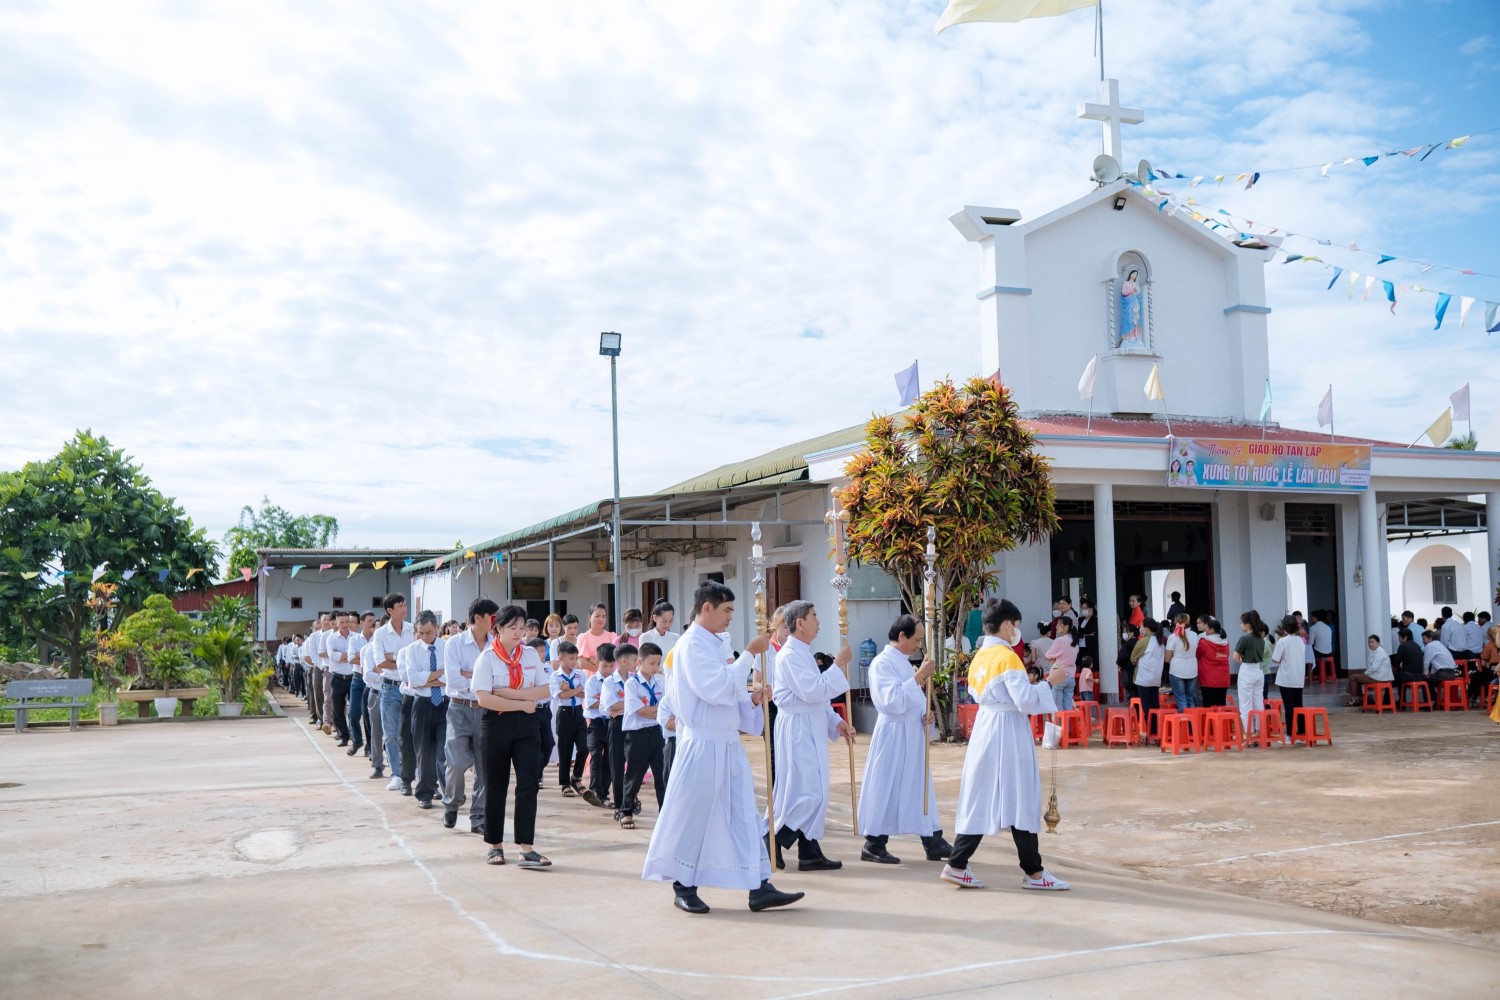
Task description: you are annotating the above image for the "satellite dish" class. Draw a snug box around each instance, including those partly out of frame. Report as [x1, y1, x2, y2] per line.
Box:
[1091, 154, 1122, 184]
[1137, 159, 1154, 183]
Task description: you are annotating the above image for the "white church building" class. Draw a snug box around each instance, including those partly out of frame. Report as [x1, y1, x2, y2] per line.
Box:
[407, 81, 1499, 715]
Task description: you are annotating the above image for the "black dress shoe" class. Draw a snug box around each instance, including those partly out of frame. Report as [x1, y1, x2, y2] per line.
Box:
[443, 810, 457, 829]
[470, 823, 485, 837]
[861, 846, 901, 864]
[417, 799, 434, 810]
[345, 742, 362, 756]
[401, 784, 413, 797]
[369, 768, 384, 780]
[924, 839, 954, 862]
[798, 857, 843, 872]
[748, 881, 804, 912]
[673, 891, 710, 915]
[336, 739, 349, 747]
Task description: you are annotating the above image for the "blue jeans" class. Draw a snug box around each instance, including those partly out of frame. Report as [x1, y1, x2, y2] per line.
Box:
[1170, 675, 1199, 710]
[379, 682, 403, 777]
[349, 676, 367, 746]
[1052, 678, 1075, 712]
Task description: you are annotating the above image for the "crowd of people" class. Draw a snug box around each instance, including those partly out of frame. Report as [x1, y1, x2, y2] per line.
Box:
[272, 585, 1076, 912]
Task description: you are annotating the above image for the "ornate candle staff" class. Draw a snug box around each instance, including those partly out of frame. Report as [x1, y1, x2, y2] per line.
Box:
[824, 500, 858, 828]
[923, 525, 937, 815]
[751, 521, 776, 863]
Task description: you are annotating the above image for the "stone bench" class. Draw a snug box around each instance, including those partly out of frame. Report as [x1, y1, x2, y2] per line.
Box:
[1, 678, 95, 732]
[118, 687, 211, 718]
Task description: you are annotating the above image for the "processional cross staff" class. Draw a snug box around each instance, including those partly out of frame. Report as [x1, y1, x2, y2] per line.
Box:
[750, 521, 776, 863]
[824, 501, 858, 829]
[923, 526, 937, 815]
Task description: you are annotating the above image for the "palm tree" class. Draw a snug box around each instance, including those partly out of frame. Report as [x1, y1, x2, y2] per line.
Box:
[196, 627, 254, 702]
[1444, 431, 1478, 451]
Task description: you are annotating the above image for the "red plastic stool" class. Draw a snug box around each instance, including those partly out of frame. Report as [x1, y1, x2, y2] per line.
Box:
[1400, 682, 1432, 712]
[1160, 692, 1178, 713]
[1482, 682, 1498, 712]
[1146, 708, 1175, 746]
[1362, 682, 1395, 714]
[1129, 698, 1149, 744]
[1103, 708, 1137, 747]
[1030, 714, 1048, 742]
[831, 702, 848, 723]
[1079, 700, 1103, 735]
[1159, 714, 1196, 755]
[1291, 707, 1333, 746]
[1201, 712, 1244, 752]
[1436, 678, 1467, 712]
[1246, 708, 1285, 748]
[1313, 655, 1336, 684]
[1055, 709, 1090, 748]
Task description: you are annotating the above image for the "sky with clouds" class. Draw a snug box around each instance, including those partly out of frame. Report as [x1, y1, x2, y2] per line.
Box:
[1, 0, 1496, 556]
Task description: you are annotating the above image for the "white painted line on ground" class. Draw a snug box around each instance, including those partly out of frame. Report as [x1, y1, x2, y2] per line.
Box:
[288, 715, 866, 988]
[1190, 820, 1500, 867]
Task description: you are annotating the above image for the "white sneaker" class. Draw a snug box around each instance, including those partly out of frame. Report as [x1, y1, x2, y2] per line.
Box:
[940, 865, 985, 889]
[1021, 869, 1071, 891]
[386, 776, 402, 791]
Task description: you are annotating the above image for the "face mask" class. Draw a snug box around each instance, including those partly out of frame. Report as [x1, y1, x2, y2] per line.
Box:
[627, 628, 641, 637]
[1051, 610, 1062, 619]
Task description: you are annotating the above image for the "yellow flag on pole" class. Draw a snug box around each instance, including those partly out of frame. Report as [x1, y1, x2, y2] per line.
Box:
[1144, 363, 1165, 401]
[1423, 408, 1453, 447]
[935, 0, 1097, 32]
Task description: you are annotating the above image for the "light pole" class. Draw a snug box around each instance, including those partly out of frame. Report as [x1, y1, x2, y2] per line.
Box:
[599, 332, 623, 629]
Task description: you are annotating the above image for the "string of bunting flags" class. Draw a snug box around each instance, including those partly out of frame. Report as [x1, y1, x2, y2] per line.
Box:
[2, 558, 421, 584]
[1141, 126, 1494, 191]
[1132, 185, 1500, 334]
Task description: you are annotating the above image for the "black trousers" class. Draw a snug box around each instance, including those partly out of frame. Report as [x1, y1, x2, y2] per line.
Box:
[662, 736, 676, 790]
[330, 673, 352, 741]
[555, 705, 587, 785]
[481, 709, 540, 847]
[399, 695, 416, 784]
[1279, 685, 1304, 735]
[608, 716, 627, 811]
[866, 831, 946, 852]
[412, 695, 449, 803]
[622, 727, 665, 812]
[293, 665, 305, 697]
[586, 717, 611, 799]
[1200, 686, 1228, 707]
[534, 704, 555, 781]
[948, 828, 1042, 875]
[1468, 666, 1496, 702]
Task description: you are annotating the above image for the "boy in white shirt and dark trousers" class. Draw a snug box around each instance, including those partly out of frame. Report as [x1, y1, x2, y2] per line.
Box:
[581, 643, 616, 809]
[443, 598, 494, 835]
[603, 644, 637, 823]
[549, 641, 588, 795]
[405, 610, 448, 809]
[526, 637, 555, 790]
[620, 642, 667, 827]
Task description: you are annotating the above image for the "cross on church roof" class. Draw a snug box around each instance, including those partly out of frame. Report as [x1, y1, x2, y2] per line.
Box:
[1078, 78, 1144, 164]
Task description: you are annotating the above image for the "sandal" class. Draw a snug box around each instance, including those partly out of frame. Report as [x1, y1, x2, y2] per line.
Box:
[562, 786, 577, 797]
[517, 851, 551, 870]
[486, 848, 506, 866]
[620, 816, 636, 830]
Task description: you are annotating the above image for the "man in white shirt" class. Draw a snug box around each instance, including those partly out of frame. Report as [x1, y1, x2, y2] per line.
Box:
[1438, 607, 1465, 657]
[405, 610, 448, 809]
[303, 615, 329, 727]
[1308, 611, 1335, 666]
[771, 600, 854, 872]
[640, 600, 679, 656]
[372, 594, 415, 794]
[360, 623, 386, 780]
[443, 598, 494, 835]
[1422, 631, 1459, 680]
[325, 611, 357, 747]
[318, 610, 337, 736]
[346, 613, 375, 758]
[1461, 612, 1484, 658]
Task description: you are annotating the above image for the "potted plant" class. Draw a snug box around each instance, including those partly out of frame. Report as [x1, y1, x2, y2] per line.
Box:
[147, 647, 194, 717]
[196, 627, 254, 717]
[90, 643, 123, 727]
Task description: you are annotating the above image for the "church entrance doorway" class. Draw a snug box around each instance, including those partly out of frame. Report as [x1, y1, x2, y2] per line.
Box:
[1285, 502, 1342, 642]
[1050, 500, 1216, 626]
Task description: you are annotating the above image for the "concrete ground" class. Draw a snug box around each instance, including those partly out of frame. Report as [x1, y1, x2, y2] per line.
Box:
[2, 701, 1497, 998]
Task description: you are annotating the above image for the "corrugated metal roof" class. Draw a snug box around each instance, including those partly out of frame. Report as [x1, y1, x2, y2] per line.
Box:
[404, 501, 608, 574]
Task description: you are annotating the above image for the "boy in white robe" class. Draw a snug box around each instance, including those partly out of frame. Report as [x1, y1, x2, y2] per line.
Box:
[944, 597, 1071, 892]
[857, 614, 951, 865]
[641, 581, 802, 915]
[771, 600, 855, 871]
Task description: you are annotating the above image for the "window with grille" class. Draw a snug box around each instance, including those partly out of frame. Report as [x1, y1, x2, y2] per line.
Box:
[1431, 566, 1457, 605]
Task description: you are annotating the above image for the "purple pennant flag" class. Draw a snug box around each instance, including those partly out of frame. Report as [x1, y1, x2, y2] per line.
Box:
[894, 359, 920, 407]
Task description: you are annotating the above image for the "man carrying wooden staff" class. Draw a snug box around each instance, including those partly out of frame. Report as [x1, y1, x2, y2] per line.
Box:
[770, 600, 855, 871]
[856, 613, 951, 865]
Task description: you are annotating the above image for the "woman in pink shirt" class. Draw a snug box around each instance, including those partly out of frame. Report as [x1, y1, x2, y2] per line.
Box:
[574, 603, 617, 675]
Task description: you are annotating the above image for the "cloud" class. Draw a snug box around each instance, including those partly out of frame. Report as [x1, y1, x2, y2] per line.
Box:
[1459, 35, 1492, 58]
[0, 0, 1494, 552]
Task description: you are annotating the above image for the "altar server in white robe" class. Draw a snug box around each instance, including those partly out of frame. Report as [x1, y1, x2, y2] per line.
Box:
[943, 597, 1071, 892]
[771, 600, 855, 871]
[857, 614, 952, 865]
[641, 581, 804, 915]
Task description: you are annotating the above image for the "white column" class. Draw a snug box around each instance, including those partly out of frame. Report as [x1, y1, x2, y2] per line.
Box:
[1093, 482, 1119, 703]
[1359, 489, 1384, 655]
[1488, 492, 1500, 615]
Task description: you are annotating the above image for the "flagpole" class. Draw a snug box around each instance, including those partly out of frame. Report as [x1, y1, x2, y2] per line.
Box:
[1097, 0, 1106, 82]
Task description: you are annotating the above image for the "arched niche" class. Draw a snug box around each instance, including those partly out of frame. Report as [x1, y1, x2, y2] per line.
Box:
[1102, 248, 1154, 354]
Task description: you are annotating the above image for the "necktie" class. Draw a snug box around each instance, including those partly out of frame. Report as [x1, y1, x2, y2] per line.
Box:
[429, 645, 441, 705]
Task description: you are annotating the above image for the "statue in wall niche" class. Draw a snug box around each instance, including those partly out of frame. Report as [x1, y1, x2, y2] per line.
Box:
[1119, 267, 1144, 350]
